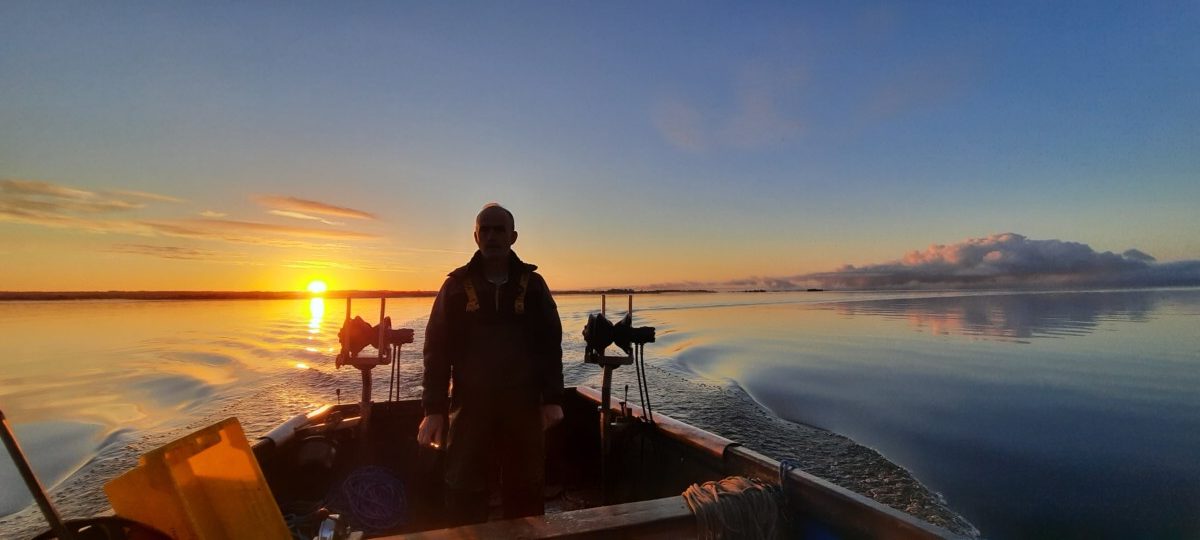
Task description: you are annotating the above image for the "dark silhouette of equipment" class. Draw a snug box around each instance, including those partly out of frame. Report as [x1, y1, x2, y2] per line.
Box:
[582, 295, 656, 504]
[583, 312, 656, 358]
[336, 315, 414, 361]
[334, 298, 415, 436]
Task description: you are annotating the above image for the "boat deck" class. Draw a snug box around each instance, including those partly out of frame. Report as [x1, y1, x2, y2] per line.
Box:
[254, 387, 962, 539]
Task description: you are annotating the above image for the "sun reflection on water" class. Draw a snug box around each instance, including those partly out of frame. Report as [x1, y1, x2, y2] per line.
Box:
[309, 297, 325, 334]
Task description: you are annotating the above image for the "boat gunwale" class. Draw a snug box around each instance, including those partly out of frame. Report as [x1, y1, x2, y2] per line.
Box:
[252, 386, 964, 539]
[574, 385, 964, 540]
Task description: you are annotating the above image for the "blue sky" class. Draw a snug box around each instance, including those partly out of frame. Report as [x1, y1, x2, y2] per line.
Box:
[1, 2, 1197, 290]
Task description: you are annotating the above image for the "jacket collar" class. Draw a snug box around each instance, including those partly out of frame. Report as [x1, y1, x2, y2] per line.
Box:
[449, 250, 536, 280]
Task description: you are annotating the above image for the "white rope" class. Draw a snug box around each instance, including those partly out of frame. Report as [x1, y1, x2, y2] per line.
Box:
[682, 476, 784, 540]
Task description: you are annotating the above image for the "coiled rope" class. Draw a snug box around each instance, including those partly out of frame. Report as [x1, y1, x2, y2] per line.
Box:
[326, 465, 407, 534]
[682, 476, 785, 540]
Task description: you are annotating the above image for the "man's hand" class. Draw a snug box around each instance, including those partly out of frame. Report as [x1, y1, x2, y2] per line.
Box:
[417, 414, 446, 449]
[541, 404, 563, 430]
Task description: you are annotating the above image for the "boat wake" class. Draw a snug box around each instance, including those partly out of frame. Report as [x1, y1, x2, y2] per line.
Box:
[584, 332, 982, 538]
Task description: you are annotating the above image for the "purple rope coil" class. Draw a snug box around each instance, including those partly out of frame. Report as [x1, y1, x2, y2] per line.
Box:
[327, 465, 407, 534]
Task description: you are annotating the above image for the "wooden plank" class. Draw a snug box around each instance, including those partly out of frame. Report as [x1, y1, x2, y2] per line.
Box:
[381, 496, 695, 539]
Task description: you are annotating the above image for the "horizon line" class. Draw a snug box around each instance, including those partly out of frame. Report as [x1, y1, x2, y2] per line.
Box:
[0, 288, 724, 301]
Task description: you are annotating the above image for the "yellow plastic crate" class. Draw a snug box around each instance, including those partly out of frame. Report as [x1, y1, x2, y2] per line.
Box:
[104, 417, 290, 540]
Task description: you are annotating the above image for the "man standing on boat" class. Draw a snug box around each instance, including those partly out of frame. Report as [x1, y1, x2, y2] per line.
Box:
[417, 203, 564, 525]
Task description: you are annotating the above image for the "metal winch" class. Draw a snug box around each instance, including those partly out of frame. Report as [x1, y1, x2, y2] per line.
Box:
[334, 298, 415, 433]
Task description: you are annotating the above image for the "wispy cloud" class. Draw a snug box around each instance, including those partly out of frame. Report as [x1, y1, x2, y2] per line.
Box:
[858, 54, 973, 125]
[137, 218, 376, 249]
[1, 179, 94, 199]
[1, 179, 380, 252]
[268, 210, 345, 226]
[187, 218, 375, 240]
[0, 203, 152, 234]
[283, 260, 355, 270]
[392, 246, 473, 255]
[104, 243, 256, 265]
[254, 195, 376, 221]
[653, 63, 805, 152]
[283, 259, 425, 273]
[652, 100, 710, 152]
[725, 63, 805, 148]
[108, 190, 185, 203]
[1, 178, 146, 214]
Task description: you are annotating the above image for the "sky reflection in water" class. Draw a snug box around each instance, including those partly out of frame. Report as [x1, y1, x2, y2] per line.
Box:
[646, 290, 1200, 539]
[0, 296, 431, 519]
[1, 290, 1198, 538]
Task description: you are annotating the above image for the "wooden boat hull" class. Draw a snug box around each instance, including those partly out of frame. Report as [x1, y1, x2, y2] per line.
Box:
[252, 386, 963, 539]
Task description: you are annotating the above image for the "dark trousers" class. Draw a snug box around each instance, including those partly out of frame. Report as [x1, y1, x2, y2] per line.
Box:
[443, 389, 544, 526]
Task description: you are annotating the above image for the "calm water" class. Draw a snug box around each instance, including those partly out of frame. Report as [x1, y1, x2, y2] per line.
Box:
[1, 289, 1198, 538]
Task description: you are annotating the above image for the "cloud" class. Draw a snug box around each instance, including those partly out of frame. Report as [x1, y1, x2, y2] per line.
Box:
[653, 63, 804, 152]
[104, 243, 255, 265]
[637, 233, 1200, 291]
[652, 101, 709, 152]
[283, 259, 425, 273]
[283, 260, 355, 270]
[137, 218, 376, 249]
[856, 54, 974, 128]
[1, 179, 94, 199]
[725, 63, 804, 148]
[0, 203, 152, 234]
[1, 179, 379, 252]
[187, 218, 375, 240]
[805, 233, 1200, 289]
[1121, 249, 1156, 263]
[392, 246, 473, 255]
[254, 195, 376, 220]
[107, 190, 185, 203]
[1, 178, 146, 214]
[268, 210, 345, 226]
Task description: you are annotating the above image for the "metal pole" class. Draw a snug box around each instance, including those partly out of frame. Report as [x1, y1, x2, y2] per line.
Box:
[360, 368, 372, 431]
[0, 409, 76, 540]
[600, 365, 614, 503]
[378, 298, 387, 362]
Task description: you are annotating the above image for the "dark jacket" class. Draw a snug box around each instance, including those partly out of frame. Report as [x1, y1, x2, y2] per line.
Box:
[421, 251, 564, 416]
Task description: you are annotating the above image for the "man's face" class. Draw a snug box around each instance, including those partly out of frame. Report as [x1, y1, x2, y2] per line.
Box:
[474, 208, 517, 261]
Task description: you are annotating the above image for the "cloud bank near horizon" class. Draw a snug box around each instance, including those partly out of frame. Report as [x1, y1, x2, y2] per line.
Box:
[644, 233, 1200, 291]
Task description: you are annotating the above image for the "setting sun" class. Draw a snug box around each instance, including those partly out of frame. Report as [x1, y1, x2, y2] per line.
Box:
[306, 280, 328, 295]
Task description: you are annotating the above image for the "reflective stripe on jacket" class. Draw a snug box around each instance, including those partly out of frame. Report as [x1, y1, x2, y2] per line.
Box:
[422, 251, 564, 416]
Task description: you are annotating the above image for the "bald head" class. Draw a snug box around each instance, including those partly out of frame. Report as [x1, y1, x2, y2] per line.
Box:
[476, 203, 514, 230]
[474, 203, 518, 261]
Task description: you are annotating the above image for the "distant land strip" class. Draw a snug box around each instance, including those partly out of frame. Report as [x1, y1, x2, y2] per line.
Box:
[0, 289, 717, 301]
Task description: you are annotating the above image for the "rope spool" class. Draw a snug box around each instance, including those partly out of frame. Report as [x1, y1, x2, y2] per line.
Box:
[682, 476, 785, 540]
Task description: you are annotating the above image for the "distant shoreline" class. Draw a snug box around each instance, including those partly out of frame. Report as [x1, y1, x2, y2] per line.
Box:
[7, 286, 1190, 302]
[0, 289, 719, 301]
